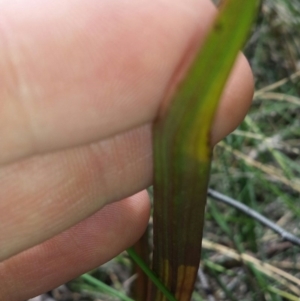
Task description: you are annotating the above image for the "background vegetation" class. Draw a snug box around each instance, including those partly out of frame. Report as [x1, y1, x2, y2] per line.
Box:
[33, 1, 300, 300]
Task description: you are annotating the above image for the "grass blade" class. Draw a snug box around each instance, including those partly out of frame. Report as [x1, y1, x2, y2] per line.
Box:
[80, 273, 134, 301]
[127, 248, 177, 301]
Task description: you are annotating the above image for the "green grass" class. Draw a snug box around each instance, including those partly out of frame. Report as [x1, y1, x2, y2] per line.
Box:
[68, 1, 300, 300]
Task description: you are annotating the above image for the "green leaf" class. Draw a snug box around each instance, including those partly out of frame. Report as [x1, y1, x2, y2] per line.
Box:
[80, 273, 134, 301]
[151, 1, 259, 301]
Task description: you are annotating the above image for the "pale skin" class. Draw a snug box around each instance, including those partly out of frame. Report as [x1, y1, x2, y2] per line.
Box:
[0, 0, 254, 299]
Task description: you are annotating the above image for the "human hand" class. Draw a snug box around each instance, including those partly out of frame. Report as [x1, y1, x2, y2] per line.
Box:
[0, 0, 254, 299]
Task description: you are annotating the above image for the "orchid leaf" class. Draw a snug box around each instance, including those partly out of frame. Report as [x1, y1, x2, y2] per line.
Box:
[150, 1, 259, 301]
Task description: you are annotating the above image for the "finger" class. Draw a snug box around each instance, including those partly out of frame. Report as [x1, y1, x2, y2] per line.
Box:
[0, 0, 246, 165]
[0, 191, 150, 301]
[0, 125, 152, 262]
